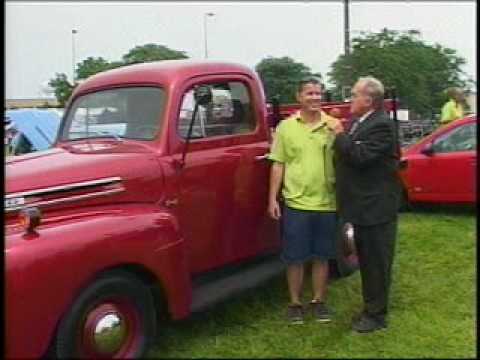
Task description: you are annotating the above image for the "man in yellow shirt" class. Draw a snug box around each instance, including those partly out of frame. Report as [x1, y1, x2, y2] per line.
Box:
[440, 87, 465, 126]
[268, 78, 337, 324]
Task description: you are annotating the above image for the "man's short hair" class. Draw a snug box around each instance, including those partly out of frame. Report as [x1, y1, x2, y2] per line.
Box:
[446, 87, 463, 99]
[297, 77, 324, 93]
[357, 76, 385, 108]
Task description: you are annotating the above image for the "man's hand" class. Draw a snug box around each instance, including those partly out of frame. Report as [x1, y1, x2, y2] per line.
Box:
[268, 199, 282, 220]
[326, 117, 345, 134]
[329, 108, 342, 118]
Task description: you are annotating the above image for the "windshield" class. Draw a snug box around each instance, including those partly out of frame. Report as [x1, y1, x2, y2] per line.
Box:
[60, 87, 165, 141]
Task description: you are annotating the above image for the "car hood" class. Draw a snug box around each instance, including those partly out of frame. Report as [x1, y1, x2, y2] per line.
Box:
[5, 141, 165, 214]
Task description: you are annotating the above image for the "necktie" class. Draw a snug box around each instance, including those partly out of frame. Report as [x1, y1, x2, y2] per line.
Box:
[348, 119, 360, 135]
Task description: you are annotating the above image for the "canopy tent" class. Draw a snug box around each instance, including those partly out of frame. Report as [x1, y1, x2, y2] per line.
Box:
[5, 109, 61, 151]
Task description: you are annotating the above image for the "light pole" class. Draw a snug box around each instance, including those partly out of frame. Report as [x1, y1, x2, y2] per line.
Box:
[71, 29, 78, 84]
[344, 0, 350, 56]
[203, 12, 215, 59]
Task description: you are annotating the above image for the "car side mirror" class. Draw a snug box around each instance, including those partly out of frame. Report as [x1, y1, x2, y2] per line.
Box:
[421, 143, 434, 156]
[193, 85, 212, 106]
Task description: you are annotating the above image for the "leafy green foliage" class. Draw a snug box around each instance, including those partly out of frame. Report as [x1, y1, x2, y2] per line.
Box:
[48, 73, 74, 107]
[49, 44, 189, 105]
[75, 56, 122, 80]
[328, 28, 474, 117]
[255, 56, 321, 104]
[122, 43, 188, 65]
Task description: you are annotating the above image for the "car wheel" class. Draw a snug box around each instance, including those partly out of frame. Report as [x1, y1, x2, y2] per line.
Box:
[54, 270, 156, 359]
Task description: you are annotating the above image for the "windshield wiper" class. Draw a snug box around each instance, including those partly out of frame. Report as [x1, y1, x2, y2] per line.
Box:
[66, 131, 123, 142]
[96, 131, 123, 141]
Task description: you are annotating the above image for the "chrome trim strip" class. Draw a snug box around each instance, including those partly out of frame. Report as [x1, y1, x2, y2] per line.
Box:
[5, 177, 122, 199]
[4, 188, 125, 213]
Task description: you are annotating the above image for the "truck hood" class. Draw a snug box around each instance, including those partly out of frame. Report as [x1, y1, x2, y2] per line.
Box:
[5, 142, 165, 214]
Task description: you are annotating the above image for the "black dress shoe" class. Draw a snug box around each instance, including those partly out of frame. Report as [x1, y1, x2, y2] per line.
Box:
[352, 314, 387, 333]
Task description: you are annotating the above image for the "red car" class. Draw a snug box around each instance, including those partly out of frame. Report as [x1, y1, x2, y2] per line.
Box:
[399, 115, 477, 206]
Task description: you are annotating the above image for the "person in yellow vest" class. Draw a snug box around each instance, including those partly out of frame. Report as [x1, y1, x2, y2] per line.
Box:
[439, 87, 465, 126]
[268, 78, 337, 324]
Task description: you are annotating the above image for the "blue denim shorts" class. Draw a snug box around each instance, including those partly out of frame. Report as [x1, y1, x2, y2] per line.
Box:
[281, 206, 337, 265]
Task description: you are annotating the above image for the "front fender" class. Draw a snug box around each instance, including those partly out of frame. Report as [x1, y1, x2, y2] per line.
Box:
[5, 204, 190, 359]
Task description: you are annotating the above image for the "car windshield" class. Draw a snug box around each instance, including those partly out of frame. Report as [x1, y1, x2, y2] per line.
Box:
[60, 87, 166, 141]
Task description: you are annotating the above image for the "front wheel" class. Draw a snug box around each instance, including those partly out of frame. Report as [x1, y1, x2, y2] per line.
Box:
[54, 270, 156, 359]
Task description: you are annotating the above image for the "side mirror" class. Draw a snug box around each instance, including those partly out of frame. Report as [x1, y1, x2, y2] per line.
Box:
[193, 85, 212, 106]
[421, 143, 434, 156]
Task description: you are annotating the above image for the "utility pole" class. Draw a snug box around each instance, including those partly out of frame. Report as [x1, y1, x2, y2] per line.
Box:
[344, 0, 350, 56]
[203, 12, 215, 59]
[72, 29, 78, 84]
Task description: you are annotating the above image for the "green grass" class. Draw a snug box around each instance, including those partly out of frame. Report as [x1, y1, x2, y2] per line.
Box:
[148, 207, 476, 358]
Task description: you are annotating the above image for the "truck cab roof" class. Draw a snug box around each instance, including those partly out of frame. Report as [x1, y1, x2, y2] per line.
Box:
[74, 60, 257, 95]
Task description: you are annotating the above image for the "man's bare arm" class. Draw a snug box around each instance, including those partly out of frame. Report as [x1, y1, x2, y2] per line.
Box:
[268, 162, 284, 220]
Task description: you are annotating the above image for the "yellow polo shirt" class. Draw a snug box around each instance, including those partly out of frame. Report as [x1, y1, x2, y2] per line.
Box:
[440, 99, 464, 125]
[269, 111, 336, 211]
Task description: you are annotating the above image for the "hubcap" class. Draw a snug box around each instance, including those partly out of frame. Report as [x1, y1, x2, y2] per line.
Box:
[93, 312, 127, 354]
[82, 302, 138, 357]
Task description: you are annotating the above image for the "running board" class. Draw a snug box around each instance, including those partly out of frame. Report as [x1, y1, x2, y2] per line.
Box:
[190, 256, 284, 313]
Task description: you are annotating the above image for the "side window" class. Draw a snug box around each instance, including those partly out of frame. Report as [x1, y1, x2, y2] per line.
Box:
[178, 81, 255, 139]
[433, 123, 476, 153]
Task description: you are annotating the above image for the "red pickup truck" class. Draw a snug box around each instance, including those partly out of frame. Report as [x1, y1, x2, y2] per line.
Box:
[5, 60, 376, 358]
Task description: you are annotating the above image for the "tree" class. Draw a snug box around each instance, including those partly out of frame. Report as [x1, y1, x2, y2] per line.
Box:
[255, 56, 321, 104]
[76, 56, 123, 80]
[49, 44, 190, 105]
[328, 28, 474, 117]
[48, 73, 74, 107]
[122, 43, 188, 64]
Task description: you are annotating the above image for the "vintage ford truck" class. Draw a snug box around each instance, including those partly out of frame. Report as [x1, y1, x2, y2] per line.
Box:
[5, 60, 370, 358]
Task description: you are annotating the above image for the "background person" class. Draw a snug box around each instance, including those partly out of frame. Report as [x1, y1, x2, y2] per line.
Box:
[439, 87, 465, 126]
[268, 78, 337, 325]
[327, 76, 401, 333]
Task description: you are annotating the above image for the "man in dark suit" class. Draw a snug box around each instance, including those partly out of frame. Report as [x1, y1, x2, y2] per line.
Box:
[327, 76, 401, 333]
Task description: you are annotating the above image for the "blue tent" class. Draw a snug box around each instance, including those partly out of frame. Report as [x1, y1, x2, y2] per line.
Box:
[5, 109, 61, 151]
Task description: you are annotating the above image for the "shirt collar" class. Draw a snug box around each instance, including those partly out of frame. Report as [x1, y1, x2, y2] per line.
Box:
[357, 109, 374, 124]
[294, 111, 328, 130]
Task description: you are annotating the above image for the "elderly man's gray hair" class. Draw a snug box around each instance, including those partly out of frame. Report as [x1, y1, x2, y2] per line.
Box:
[357, 76, 385, 108]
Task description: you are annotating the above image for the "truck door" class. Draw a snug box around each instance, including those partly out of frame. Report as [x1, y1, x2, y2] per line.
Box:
[216, 81, 280, 261]
[170, 76, 279, 275]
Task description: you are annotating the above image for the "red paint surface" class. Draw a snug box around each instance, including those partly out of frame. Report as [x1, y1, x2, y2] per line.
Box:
[5, 61, 280, 358]
[399, 115, 477, 204]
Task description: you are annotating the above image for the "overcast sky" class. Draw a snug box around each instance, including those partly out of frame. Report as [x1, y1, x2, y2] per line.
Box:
[5, 1, 477, 99]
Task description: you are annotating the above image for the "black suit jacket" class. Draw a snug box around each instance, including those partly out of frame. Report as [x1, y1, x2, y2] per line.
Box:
[334, 109, 401, 226]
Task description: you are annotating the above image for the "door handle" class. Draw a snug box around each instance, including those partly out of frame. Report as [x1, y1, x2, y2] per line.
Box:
[255, 154, 269, 161]
[164, 199, 178, 208]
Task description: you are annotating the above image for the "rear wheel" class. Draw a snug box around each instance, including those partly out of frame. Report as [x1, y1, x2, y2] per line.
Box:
[54, 270, 156, 359]
[331, 219, 358, 277]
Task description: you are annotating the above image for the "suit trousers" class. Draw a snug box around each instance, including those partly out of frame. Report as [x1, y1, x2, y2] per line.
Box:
[354, 219, 397, 320]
